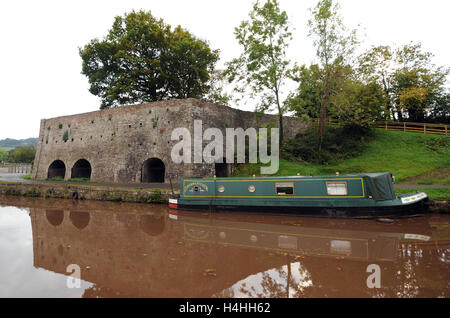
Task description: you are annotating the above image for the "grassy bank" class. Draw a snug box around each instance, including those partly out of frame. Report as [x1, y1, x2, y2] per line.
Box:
[234, 130, 450, 184]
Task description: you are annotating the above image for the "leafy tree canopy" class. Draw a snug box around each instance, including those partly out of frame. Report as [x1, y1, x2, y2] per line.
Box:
[0, 149, 8, 163]
[9, 145, 36, 163]
[359, 43, 450, 122]
[80, 10, 220, 109]
[225, 0, 292, 142]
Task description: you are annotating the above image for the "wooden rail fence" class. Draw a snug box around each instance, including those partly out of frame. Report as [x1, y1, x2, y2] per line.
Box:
[376, 121, 448, 136]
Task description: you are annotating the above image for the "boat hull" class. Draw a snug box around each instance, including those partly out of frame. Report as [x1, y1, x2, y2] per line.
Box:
[169, 195, 432, 218]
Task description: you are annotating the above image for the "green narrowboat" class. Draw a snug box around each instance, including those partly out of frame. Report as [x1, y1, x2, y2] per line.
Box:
[168, 172, 432, 218]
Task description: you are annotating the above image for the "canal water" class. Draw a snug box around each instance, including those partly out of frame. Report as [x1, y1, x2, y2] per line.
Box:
[0, 195, 448, 298]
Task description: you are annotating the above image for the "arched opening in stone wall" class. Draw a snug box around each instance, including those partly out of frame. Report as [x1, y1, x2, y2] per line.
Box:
[47, 160, 66, 179]
[71, 159, 92, 180]
[215, 158, 230, 177]
[141, 158, 165, 183]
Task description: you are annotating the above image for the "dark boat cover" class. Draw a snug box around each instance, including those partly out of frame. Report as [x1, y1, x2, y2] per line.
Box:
[363, 173, 396, 201]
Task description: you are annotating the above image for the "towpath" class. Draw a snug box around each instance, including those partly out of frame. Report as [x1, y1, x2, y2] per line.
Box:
[1, 168, 449, 189]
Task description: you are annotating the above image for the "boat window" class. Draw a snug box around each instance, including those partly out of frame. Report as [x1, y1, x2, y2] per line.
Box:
[278, 235, 298, 249]
[326, 182, 348, 196]
[217, 185, 225, 193]
[248, 185, 256, 193]
[276, 183, 294, 195]
[330, 240, 352, 255]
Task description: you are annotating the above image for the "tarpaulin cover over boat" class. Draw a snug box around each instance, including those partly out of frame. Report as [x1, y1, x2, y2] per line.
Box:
[363, 173, 396, 201]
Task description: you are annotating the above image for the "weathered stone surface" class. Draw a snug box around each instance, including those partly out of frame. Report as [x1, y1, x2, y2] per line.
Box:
[31, 98, 307, 183]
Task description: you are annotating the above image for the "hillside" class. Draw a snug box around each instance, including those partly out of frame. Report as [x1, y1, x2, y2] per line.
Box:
[234, 130, 450, 184]
[0, 138, 38, 149]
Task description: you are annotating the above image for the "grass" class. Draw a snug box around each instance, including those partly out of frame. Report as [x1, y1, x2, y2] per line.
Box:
[21, 174, 31, 180]
[395, 188, 450, 201]
[68, 178, 90, 182]
[46, 176, 64, 181]
[234, 130, 450, 183]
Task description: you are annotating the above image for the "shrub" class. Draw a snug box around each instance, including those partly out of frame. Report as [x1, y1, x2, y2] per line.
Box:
[24, 188, 40, 197]
[148, 189, 164, 203]
[282, 124, 374, 165]
[63, 130, 69, 142]
[46, 176, 64, 181]
[152, 115, 159, 128]
[424, 138, 450, 152]
[110, 195, 122, 202]
[68, 177, 89, 182]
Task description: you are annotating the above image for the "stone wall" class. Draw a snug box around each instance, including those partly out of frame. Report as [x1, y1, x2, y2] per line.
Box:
[31, 98, 307, 183]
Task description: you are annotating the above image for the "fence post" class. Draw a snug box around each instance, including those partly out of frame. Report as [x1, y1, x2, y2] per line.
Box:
[424, 124, 426, 134]
[403, 122, 406, 132]
[385, 122, 387, 130]
[446, 125, 448, 136]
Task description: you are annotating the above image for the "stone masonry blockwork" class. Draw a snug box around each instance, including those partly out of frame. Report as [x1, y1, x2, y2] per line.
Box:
[31, 98, 307, 183]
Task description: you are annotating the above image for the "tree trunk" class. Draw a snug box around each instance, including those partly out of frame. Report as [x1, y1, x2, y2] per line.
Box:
[318, 80, 329, 151]
[275, 89, 284, 146]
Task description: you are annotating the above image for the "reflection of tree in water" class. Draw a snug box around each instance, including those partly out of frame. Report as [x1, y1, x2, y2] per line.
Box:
[82, 285, 123, 298]
[389, 242, 450, 298]
[214, 240, 450, 298]
[215, 256, 313, 298]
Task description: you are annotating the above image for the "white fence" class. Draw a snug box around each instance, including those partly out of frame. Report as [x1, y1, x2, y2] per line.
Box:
[5, 164, 32, 174]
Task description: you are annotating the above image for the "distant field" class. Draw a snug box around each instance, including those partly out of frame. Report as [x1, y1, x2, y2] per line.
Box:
[234, 129, 450, 184]
[0, 147, 13, 151]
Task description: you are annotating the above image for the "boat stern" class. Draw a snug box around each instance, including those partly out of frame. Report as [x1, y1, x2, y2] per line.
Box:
[398, 191, 434, 213]
[168, 197, 179, 209]
[400, 192, 428, 205]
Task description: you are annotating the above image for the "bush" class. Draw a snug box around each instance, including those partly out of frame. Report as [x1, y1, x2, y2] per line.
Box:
[47, 176, 64, 181]
[9, 145, 36, 163]
[282, 124, 374, 165]
[110, 195, 122, 202]
[63, 130, 69, 142]
[424, 138, 450, 152]
[148, 189, 164, 203]
[68, 177, 89, 182]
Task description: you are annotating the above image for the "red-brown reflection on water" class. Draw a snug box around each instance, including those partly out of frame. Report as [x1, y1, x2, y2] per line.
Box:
[0, 196, 448, 298]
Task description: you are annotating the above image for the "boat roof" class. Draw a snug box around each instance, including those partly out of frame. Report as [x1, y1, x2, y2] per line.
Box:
[183, 172, 392, 180]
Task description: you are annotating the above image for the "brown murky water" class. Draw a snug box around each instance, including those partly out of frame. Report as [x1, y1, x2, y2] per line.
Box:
[0, 195, 449, 298]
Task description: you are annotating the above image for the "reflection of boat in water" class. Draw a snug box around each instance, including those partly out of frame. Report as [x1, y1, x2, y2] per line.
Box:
[170, 210, 436, 262]
[2, 196, 446, 298]
[169, 173, 432, 218]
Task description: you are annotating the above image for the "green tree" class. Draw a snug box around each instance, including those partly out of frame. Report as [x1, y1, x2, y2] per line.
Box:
[392, 43, 445, 122]
[285, 64, 323, 121]
[359, 43, 449, 122]
[9, 145, 36, 163]
[225, 0, 292, 143]
[307, 0, 358, 149]
[203, 69, 232, 105]
[331, 79, 386, 127]
[358, 45, 395, 120]
[287, 63, 386, 128]
[80, 10, 219, 109]
[0, 149, 8, 163]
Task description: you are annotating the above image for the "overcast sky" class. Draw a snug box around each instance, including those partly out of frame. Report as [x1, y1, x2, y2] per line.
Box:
[0, 0, 449, 139]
